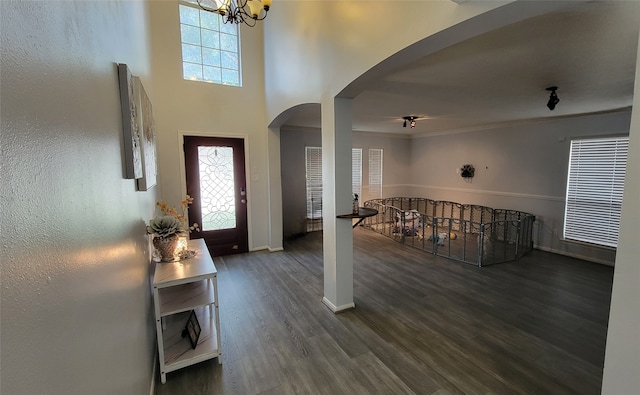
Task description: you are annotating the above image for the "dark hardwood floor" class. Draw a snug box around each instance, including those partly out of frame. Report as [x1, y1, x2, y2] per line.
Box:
[155, 228, 613, 394]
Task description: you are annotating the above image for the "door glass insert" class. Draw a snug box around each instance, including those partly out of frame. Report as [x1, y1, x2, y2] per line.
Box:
[198, 146, 236, 231]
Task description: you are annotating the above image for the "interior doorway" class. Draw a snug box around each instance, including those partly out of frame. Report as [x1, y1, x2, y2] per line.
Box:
[184, 136, 248, 256]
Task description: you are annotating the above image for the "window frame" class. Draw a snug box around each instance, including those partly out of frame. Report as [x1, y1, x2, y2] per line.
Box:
[368, 148, 383, 200]
[305, 146, 323, 221]
[563, 135, 629, 248]
[178, 1, 242, 86]
[352, 148, 362, 200]
[305, 147, 364, 231]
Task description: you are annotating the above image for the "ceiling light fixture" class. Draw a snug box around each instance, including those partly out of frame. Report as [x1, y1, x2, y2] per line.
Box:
[196, 0, 272, 27]
[403, 116, 418, 128]
[546, 86, 559, 111]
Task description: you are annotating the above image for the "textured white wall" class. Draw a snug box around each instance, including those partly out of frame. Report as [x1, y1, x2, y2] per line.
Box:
[263, 1, 507, 123]
[148, 1, 270, 251]
[1, 1, 158, 394]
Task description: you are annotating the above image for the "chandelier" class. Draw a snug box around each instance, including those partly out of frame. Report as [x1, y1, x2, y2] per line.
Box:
[196, 0, 272, 27]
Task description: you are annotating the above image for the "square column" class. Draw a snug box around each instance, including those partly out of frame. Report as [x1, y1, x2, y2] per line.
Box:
[321, 97, 355, 312]
[267, 126, 284, 252]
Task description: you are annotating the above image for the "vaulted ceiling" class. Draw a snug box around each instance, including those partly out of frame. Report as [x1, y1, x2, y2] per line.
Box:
[281, 1, 639, 135]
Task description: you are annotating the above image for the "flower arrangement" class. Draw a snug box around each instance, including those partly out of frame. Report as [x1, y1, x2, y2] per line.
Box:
[146, 195, 200, 237]
[147, 196, 200, 262]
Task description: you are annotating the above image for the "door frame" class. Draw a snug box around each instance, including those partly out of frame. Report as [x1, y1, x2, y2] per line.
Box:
[178, 131, 253, 251]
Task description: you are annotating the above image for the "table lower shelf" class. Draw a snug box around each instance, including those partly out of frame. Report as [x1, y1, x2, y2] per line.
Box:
[161, 305, 220, 373]
[157, 279, 216, 317]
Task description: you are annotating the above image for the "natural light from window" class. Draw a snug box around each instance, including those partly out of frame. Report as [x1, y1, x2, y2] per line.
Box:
[305, 147, 372, 232]
[179, 1, 241, 86]
[564, 136, 628, 248]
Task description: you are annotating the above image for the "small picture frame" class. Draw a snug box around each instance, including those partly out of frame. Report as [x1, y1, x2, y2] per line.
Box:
[181, 310, 201, 349]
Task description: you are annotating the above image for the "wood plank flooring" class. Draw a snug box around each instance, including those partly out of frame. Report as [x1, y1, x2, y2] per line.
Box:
[155, 228, 613, 394]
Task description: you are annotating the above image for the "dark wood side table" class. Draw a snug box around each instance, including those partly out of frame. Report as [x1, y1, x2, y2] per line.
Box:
[337, 207, 378, 228]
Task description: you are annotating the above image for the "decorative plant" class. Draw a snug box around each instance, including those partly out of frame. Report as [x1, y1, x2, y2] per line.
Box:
[146, 195, 200, 238]
[147, 215, 183, 237]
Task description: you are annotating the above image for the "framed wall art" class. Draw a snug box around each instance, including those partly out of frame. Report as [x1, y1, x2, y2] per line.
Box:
[117, 63, 143, 180]
[133, 76, 157, 191]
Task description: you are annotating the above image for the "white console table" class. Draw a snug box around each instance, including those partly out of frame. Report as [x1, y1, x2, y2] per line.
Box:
[153, 238, 221, 384]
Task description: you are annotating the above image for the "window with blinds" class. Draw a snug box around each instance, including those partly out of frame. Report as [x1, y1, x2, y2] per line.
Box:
[305, 147, 323, 221]
[564, 136, 628, 248]
[305, 147, 363, 230]
[352, 148, 362, 200]
[369, 148, 383, 200]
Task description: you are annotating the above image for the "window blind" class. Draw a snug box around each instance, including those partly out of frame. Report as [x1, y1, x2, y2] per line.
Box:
[305, 147, 364, 220]
[369, 148, 383, 200]
[305, 147, 323, 220]
[352, 148, 362, 199]
[564, 136, 628, 248]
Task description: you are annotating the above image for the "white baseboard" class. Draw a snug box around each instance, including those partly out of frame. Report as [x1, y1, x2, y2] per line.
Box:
[250, 245, 284, 253]
[534, 245, 614, 266]
[149, 351, 157, 395]
[322, 297, 355, 313]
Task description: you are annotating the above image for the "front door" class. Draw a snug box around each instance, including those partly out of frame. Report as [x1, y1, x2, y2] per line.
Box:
[184, 136, 248, 256]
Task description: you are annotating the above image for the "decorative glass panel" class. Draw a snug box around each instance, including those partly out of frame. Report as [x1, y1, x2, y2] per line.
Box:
[183, 62, 203, 80]
[220, 33, 237, 52]
[221, 69, 239, 86]
[202, 48, 220, 67]
[179, 5, 200, 26]
[200, 11, 219, 31]
[182, 43, 202, 64]
[220, 21, 236, 35]
[181, 24, 201, 45]
[198, 146, 236, 231]
[221, 52, 238, 71]
[201, 31, 219, 49]
[203, 66, 222, 83]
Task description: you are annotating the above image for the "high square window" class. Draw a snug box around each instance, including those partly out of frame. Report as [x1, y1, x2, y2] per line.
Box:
[179, 1, 241, 86]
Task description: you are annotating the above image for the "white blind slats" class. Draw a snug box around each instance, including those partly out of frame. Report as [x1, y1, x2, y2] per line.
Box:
[305, 147, 323, 219]
[369, 148, 383, 200]
[306, 147, 364, 219]
[563, 136, 628, 248]
[352, 148, 362, 199]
